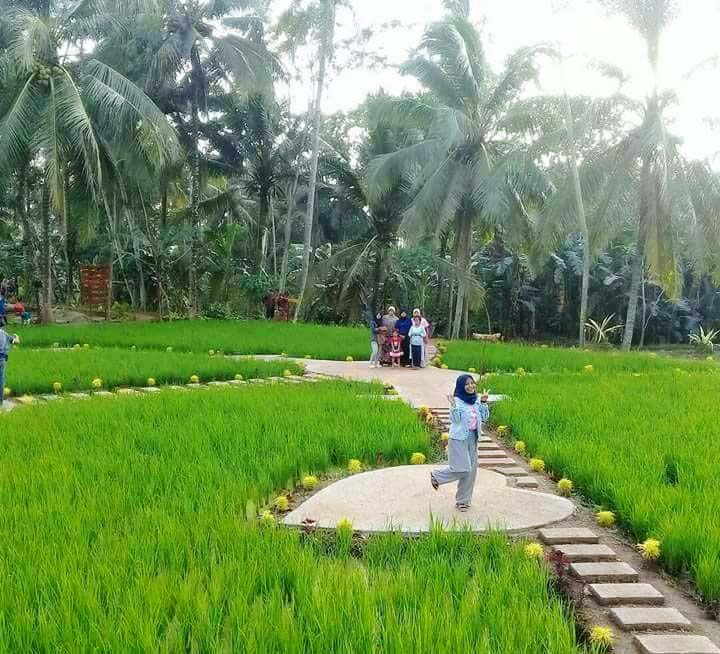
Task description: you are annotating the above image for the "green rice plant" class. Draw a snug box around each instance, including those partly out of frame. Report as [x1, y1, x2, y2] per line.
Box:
[491, 369, 720, 602]
[15, 319, 369, 360]
[443, 341, 713, 374]
[0, 384, 585, 653]
[2, 348, 302, 394]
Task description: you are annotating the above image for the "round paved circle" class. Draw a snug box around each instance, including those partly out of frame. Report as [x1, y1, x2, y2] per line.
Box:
[283, 466, 574, 534]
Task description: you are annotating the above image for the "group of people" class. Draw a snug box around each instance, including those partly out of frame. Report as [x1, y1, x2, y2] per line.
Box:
[262, 290, 291, 321]
[0, 315, 20, 407]
[0, 279, 31, 326]
[369, 306, 431, 370]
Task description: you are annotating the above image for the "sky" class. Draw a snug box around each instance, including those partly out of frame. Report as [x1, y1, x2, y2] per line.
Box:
[275, 0, 720, 166]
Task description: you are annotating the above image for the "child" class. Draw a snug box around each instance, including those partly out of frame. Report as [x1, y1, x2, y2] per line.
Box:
[21, 309, 31, 326]
[389, 329, 403, 368]
[0, 316, 20, 408]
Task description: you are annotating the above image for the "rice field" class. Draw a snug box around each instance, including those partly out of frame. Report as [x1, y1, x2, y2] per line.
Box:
[0, 383, 584, 653]
[14, 319, 369, 360]
[2, 348, 302, 395]
[490, 368, 720, 603]
[441, 340, 715, 374]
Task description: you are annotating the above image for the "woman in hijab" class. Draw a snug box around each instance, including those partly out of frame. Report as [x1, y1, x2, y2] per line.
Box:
[430, 375, 490, 511]
[395, 310, 412, 366]
[368, 311, 384, 368]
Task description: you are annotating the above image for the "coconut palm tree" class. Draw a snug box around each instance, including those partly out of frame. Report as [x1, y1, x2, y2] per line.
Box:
[0, 0, 179, 322]
[367, 0, 553, 339]
[149, 1, 277, 316]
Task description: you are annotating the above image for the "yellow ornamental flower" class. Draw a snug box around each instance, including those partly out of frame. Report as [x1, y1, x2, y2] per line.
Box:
[259, 510, 276, 527]
[557, 478, 573, 496]
[283, 369, 292, 378]
[52, 382, 62, 394]
[3, 387, 11, 397]
[440, 432, 449, 442]
[516, 367, 526, 376]
[305, 354, 312, 359]
[425, 413, 434, 424]
[468, 367, 476, 373]
[209, 349, 215, 356]
[524, 542, 544, 560]
[346, 356, 354, 362]
[514, 441, 526, 454]
[441, 364, 449, 369]
[166, 346, 173, 353]
[529, 458, 545, 473]
[52, 342, 60, 348]
[583, 364, 594, 373]
[91, 378, 103, 389]
[337, 517, 353, 532]
[274, 495, 290, 512]
[83, 343, 90, 349]
[302, 475, 319, 491]
[638, 538, 661, 561]
[706, 356, 714, 362]
[73, 344, 81, 350]
[410, 452, 427, 465]
[418, 405, 430, 417]
[589, 626, 614, 651]
[347, 459, 363, 474]
[497, 425, 509, 436]
[386, 388, 398, 395]
[596, 510, 616, 528]
[281, 352, 288, 357]
[147, 378, 156, 387]
[189, 375, 200, 384]
[234, 374, 243, 381]
[130, 345, 137, 351]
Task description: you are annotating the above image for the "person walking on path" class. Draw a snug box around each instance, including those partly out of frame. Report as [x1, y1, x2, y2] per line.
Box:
[408, 315, 427, 369]
[368, 311, 383, 368]
[0, 316, 20, 408]
[395, 310, 412, 366]
[430, 375, 490, 511]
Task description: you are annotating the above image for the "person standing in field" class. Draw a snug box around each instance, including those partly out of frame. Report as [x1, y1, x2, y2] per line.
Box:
[369, 311, 383, 368]
[263, 290, 276, 320]
[412, 308, 431, 366]
[0, 316, 20, 408]
[408, 315, 427, 369]
[431, 375, 489, 511]
[395, 309, 412, 366]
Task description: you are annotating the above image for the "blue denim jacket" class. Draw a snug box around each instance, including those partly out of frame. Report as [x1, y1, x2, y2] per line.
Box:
[449, 400, 490, 441]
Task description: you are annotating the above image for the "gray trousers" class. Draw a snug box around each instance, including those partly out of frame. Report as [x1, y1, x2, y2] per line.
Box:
[432, 431, 478, 506]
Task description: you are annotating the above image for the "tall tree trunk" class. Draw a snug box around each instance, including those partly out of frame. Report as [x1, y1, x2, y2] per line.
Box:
[622, 250, 644, 351]
[17, 167, 35, 297]
[295, 0, 335, 321]
[39, 183, 53, 324]
[451, 216, 472, 339]
[188, 96, 201, 318]
[125, 208, 147, 311]
[158, 176, 168, 316]
[61, 173, 72, 304]
[371, 244, 385, 312]
[270, 196, 277, 278]
[279, 177, 298, 294]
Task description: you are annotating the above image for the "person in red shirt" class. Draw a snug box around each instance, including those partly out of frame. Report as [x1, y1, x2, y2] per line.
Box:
[388, 329, 403, 368]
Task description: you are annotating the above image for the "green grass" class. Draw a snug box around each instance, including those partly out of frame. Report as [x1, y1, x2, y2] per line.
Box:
[14, 319, 369, 360]
[441, 340, 715, 374]
[0, 383, 584, 653]
[491, 369, 720, 603]
[2, 348, 302, 395]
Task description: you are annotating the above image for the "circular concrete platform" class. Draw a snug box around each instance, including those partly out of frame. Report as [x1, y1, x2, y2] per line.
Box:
[283, 465, 574, 534]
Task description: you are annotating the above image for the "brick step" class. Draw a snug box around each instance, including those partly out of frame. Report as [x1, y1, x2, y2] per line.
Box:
[634, 634, 720, 654]
[539, 528, 600, 544]
[479, 442, 503, 450]
[515, 477, 539, 489]
[494, 466, 528, 477]
[478, 450, 509, 459]
[610, 607, 691, 632]
[589, 583, 665, 606]
[570, 562, 639, 583]
[478, 458, 516, 468]
[552, 544, 618, 562]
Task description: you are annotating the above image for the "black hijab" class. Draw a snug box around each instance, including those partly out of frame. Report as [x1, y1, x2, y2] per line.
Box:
[454, 374, 478, 405]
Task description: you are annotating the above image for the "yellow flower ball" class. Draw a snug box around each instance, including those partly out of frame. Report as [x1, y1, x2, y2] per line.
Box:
[83, 343, 90, 349]
[283, 369, 292, 378]
[638, 538, 661, 561]
[130, 345, 137, 351]
[589, 626, 614, 650]
[514, 441, 526, 454]
[440, 432, 449, 442]
[410, 452, 427, 465]
[347, 459, 363, 474]
[302, 475, 319, 491]
[497, 425, 509, 436]
[259, 510, 276, 527]
[147, 378, 156, 387]
[529, 458, 545, 472]
[706, 356, 714, 362]
[52, 382, 62, 394]
[274, 495, 290, 512]
[516, 367, 526, 376]
[234, 374, 243, 381]
[166, 346, 173, 353]
[441, 364, 449, 369]
[583, 364, 594, 373]
[524, 542, 544, 560]
[346, 355, 354, 362]
[305, 354, 312, 359]
[557, 478, 573, 496]
[596, 510, 616, 528]
[209, 349, 215, 356]
[281, 352, 288, 357]
[73, 344, 81, 350]
[418, 405, 430, 417]
[386, 388, 399, 395]
[468, 367, 476, 373]
[52, 342, 60, 349]
[3, 387, 12, 397]
[336, 517, 353, 533]
[189, 375, 200, 384]
[91, 378, 103, 389]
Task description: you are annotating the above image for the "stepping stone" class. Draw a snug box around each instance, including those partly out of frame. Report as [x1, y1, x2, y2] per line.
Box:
[478, 458, 516, 468]
[478, 450, 508, 458]
[186, 384, 207, 389]
[39, 394, 62, 401]
[207, 381, 230, 387]
[166, 385, 189, 391]
[610, 607, 691, 632]
[539, 527, 599, 544]
[634, 634, 720, 654]
[479, 442, 503, 450]
[496, 467, 529, 477]
[552, 544, 618, 562]
[570, 562, 639, 583]
[589, 583, 664, 606]
[116, 388, 139, 395]
[69, 393, 90, 400]
[140, 387, 161, 393]
[16, 395, 35, 405]
[480, 436, 493, 443]
[515, 477, 539, 489]
[227, 380, 247, 385]
[93, 391, 114, 397]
